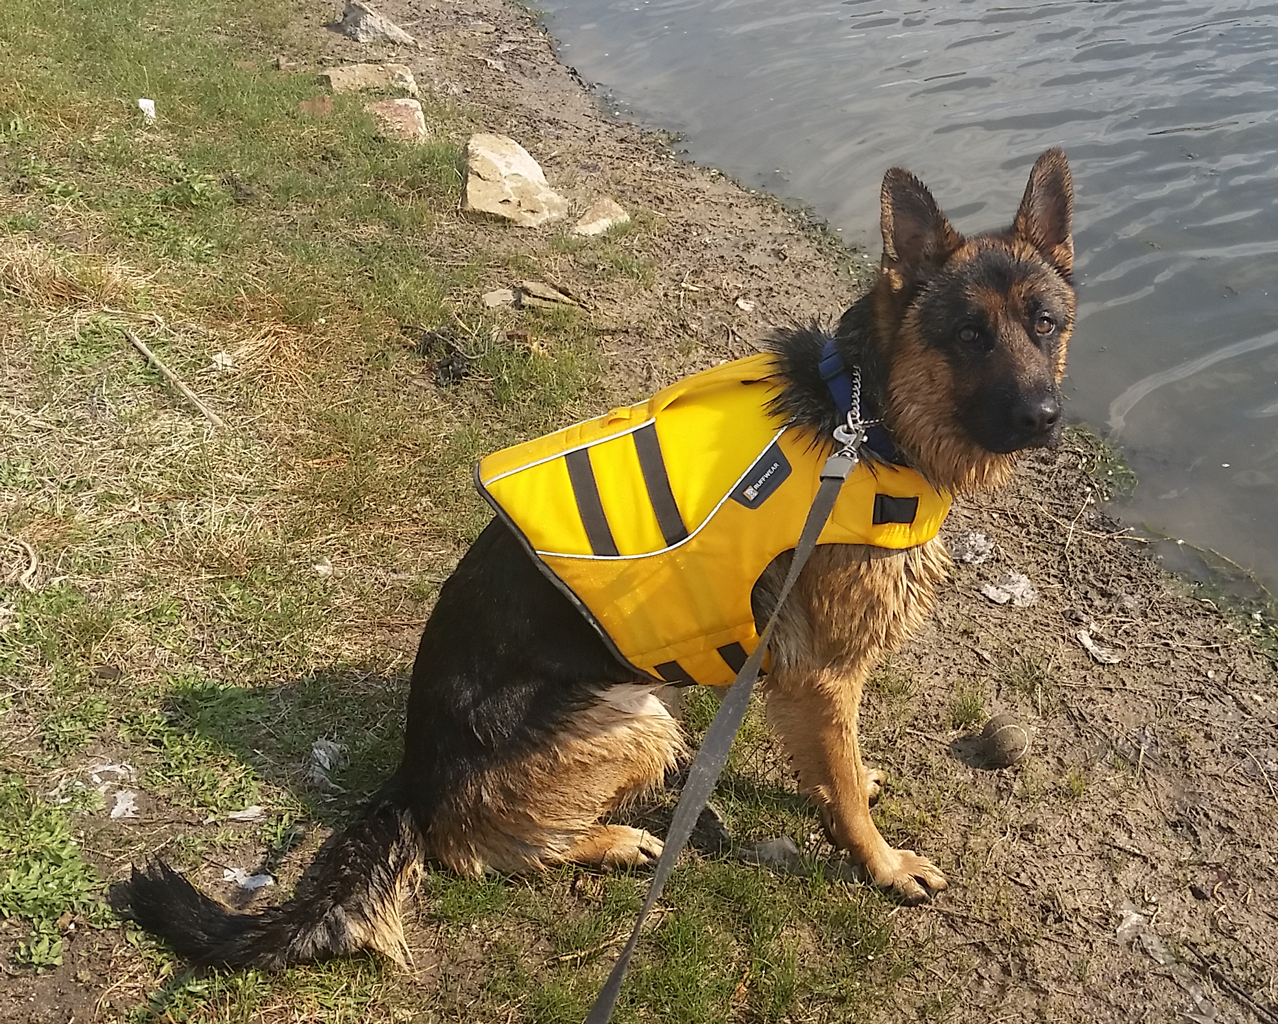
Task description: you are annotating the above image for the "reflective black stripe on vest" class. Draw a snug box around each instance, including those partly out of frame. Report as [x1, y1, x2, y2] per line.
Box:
[717, 643, 748, 674]
[565, 449, 619, 556]
[632, 423, 689, 547]
[655, 661, 697, 686]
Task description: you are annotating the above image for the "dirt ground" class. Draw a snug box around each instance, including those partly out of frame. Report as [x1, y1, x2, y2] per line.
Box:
[3, 0, 1276, 1021]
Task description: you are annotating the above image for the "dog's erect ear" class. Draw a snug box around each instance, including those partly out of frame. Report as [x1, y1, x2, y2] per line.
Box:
[1014, 147, 1074, 278]
[879, 167, 963, 294]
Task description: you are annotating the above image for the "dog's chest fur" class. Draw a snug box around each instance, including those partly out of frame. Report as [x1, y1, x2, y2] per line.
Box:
[755, 536, 951, 677]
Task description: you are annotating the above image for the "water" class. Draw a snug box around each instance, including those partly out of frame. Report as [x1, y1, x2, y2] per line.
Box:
[540, 0, 1278, 591]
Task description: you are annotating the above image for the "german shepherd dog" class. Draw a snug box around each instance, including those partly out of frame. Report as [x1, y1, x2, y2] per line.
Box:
[121, 148, 1075, 968]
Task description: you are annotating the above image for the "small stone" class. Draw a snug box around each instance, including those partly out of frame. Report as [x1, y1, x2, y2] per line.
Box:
[297, 95, 333, 117]
[320, 62, 418, 97]
[739, 836, 804, 874]
[464, 134, 569, 228]
[309, 738, 345, 785]
[366, 98, 427, 141]
[977, 713, 1031, 768]
[110, 790, 139, 819]
[572, 197, 630, 237]
[223, 867, 274, 891]
[482, 288, 516, 308]
[690, 801, 732, 855]
[336, 1, 417, 47]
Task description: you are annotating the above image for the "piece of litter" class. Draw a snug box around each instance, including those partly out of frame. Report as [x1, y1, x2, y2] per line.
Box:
[979, 573, 1038, 607]
[313, 556, 334, 577]
[227, 805, 265, 822]
[223, 867, 274, 890]
[735, 296, 756, 312]
[89, 761, 135, 787]
[211, 351, 236, 372]
[310, 738, 345, 784]
[1077, 629, 1123, 665]
[137, 98, 156, 122]
[110, 790, 139, 819]
[949, 531, 994, 564]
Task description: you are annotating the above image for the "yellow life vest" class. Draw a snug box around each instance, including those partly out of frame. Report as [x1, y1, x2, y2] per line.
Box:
[475, 352, 951, 687]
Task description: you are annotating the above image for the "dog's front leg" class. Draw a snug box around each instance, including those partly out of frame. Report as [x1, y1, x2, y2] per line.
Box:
[765, 665, 946, 904]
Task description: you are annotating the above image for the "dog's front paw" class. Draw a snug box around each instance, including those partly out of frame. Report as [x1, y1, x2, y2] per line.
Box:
[867, 847, 947, 904]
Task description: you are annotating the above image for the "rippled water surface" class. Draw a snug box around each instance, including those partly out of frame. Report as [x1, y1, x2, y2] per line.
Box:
[541, 0, 1278, 589]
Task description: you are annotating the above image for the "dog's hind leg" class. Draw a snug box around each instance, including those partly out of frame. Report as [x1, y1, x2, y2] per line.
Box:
[425, 684, 684, 876]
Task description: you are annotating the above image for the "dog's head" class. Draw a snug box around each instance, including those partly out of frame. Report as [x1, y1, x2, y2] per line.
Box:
[871, 148, 1075, 494]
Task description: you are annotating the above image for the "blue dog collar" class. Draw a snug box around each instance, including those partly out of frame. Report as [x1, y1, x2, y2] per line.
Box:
[818, 338, 903, 465]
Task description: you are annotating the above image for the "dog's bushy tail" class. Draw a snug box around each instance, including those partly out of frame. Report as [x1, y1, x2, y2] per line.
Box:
[121, 789, 422, 969]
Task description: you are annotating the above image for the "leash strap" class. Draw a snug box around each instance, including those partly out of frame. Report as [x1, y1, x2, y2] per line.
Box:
[584, 447, 860, 1024]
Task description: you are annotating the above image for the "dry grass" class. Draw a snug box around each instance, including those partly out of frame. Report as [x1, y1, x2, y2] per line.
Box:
[0, 236, 150, 310]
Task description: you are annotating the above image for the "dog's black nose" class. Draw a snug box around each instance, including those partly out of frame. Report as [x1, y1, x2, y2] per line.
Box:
[1013, 394, 1061, 436]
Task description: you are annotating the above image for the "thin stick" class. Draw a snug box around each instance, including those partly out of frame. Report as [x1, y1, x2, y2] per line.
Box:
[123, 328, 224, 428]
[2, 536, 39, 591]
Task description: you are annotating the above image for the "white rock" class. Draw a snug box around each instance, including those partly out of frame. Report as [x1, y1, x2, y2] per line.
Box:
[482, 288, 516, 308]
[464, 133, 569, 228]
[572, 197, 630, 237]
[320, 63, 418, 97]
[366, 98, 427, 141]
[309, 737, 345, 784]
[336, 1, 417, 47]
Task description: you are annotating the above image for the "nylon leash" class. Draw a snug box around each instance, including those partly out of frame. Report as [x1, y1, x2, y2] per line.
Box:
[584, 407, 868, 1024]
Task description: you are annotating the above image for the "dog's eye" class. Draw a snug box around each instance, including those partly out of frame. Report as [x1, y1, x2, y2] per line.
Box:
[958, 325, 980, 345]
[1034, 314, 1056, 336]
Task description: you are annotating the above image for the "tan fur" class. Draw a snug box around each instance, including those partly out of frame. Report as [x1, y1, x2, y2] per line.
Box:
[757, 541, 951, 902]
[344, 859, 421, 966]
[875, 240, 1074, 497]
[425, 686, 685, 876]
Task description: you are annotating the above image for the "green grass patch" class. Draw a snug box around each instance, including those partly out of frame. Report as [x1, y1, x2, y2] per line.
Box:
[0, 775, 107, 970]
